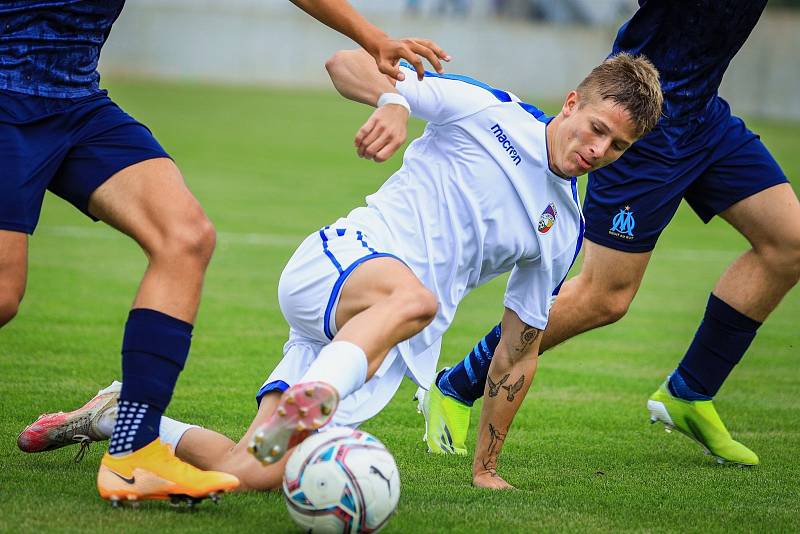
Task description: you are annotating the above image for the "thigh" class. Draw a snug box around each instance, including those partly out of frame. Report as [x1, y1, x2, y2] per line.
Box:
[581, 238, 650, 290]
[718, 183, 800, 250]
[84, 157, 208, 251]
[335, 256, 424, 328]
[685, 115, 789, 224]
[278, 223, 407, 342]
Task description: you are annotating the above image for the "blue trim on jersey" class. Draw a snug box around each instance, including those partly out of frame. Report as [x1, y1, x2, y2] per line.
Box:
[552, 178, 585, 296]
[320, 227, 343, 274]
[517, 102, 552, 125]
[398, 60, 555, 133]
[399, 60, 513, 102]
[255, 380, 290, 406]
[323, 252, 404, 340]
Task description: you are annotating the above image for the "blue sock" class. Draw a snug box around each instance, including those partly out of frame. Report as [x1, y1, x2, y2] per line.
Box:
[436, 324, 501, 406]
[108, 308, 192, 456]
[670, 293, 761, 400]
[667, 369, 711, 401]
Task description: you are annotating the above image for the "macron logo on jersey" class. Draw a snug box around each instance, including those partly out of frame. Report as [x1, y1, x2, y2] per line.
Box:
[489, 124, 522, 166]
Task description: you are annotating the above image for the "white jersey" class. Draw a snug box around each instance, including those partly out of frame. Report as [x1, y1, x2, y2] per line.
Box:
[346, 63, 585, 386]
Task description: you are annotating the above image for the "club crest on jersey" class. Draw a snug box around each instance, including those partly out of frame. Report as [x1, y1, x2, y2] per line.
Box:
[537, 203, 558, 234]
[609, 206, 635, 240]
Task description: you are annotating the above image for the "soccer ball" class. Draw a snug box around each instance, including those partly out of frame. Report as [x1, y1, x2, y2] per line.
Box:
[282, 427, 401, 533]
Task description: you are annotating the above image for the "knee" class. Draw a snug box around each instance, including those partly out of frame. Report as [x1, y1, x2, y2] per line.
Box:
[393, 286, 438, 327]
[0, 292, 22, 327]
[760, 233, 800, 284]
[574, 274, 635, 326]
[152, 212, 217, 269]
[594, 290, 633, 324]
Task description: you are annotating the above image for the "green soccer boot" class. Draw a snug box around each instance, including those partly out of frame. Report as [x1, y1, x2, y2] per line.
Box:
[416, 382, 470, 455]
[647, 382, 759, 466]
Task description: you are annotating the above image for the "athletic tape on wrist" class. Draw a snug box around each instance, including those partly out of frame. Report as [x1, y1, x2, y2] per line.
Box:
[377, 92, 410, 113]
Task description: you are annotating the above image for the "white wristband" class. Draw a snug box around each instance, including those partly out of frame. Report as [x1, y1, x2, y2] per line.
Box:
[377, 92, 410, 113]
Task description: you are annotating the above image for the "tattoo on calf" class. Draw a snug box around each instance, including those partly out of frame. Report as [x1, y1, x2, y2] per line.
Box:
[487, 374, 509, 397]
[501, 374, 525, 402]
[515, 325, 541, 356]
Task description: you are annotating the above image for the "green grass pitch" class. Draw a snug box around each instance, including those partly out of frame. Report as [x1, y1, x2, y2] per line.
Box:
[1, 80, 798, 533]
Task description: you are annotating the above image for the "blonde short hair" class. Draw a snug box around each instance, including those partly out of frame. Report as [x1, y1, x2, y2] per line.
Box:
[577, 52, 663, 139]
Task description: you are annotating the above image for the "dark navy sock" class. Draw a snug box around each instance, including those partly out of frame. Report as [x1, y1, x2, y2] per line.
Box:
[672, 293, 761, 399]
[436, 324, 501, 406]
[109, 308, 192, 455]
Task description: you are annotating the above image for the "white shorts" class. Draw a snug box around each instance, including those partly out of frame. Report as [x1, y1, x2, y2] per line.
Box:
[257, 208, 417, 427]
[276, 208, 402, 343]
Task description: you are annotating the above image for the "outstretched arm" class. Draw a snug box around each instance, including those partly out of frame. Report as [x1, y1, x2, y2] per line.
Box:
[290, 0, 449, 81]
[473, 307, 542, 490]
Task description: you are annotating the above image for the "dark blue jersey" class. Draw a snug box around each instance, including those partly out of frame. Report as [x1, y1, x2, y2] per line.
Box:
[613, 0, 767, 124]
[0, 0, 125, 98]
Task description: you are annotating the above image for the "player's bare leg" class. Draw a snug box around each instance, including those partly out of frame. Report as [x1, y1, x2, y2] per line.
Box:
[714, 183, 800, 321]
[538, 240, 650, 351]
[17, 383, 285, 492]
[333, 257, 438, 375]
[250, 257, 438, 464]
[88, 158, 238, 504]
[88, 158, 216, 324]
[0, 230, 28, 327]
[175, 393, 289, 491]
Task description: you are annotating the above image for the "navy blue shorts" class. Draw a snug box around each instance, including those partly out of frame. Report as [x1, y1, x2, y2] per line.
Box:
[583, 103, 788, 253]
[0, 90, 169, 234]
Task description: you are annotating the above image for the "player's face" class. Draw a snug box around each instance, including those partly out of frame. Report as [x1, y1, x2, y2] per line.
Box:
[552, 91, 638, 177]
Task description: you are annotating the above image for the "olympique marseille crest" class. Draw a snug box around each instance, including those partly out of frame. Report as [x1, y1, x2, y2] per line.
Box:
[537, 202, 558, 234]
[609, 206, 635, 240]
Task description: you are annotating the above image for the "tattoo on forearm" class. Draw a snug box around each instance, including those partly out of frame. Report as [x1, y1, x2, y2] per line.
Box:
[487, 374, 509, 397]
[501, 374, 525, 402]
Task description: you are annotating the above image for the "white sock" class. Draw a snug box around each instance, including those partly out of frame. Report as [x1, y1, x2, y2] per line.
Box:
[95, 380, 123, 438]
[97, 407, 117, 439]
[300, 341, 368, 399]
[159, 416, 199, 449]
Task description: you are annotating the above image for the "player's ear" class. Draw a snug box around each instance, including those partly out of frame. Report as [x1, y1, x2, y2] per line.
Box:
[562, 90, 579, 117]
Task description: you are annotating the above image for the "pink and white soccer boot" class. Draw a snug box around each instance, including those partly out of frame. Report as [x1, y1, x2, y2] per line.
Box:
[18, 381, 120, 461]
[248, 381, 339, 465]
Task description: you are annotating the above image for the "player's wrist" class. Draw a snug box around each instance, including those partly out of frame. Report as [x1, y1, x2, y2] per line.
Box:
[358, 26, 389, 57]
[377, 92, 410, 113]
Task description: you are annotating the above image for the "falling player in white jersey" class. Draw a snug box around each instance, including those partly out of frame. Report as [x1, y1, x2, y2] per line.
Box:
[18, 49, 662, 490]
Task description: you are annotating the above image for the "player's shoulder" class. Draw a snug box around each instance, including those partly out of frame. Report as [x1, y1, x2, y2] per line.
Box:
[401, 60, 524, 106]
